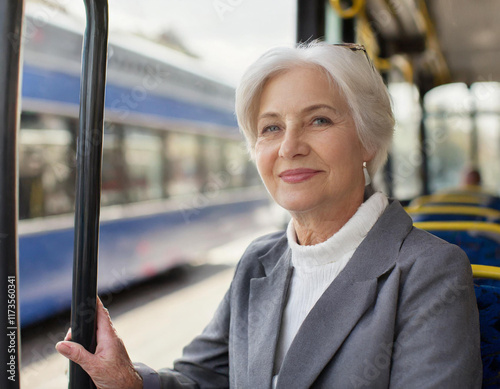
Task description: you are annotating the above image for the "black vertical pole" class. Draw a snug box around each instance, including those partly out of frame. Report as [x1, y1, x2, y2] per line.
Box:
[418, 92, 430, 195]
[414, 68, 434, 196]
[297, 0, 326, 42]
[0, 1, 24, 388]
[341, 14, 356, 42]
[69, 1, 109, 388]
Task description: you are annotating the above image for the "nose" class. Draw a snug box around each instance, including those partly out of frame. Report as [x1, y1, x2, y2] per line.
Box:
[278, 125, 310, 159]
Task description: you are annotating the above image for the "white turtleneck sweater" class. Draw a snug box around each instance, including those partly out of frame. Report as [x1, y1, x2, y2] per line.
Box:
[271, 192, 388, 387]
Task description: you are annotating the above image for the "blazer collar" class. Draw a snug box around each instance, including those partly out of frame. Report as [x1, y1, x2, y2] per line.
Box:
[256, 233, 289, 276]
[257, 199, 413, 280]
[341, 199, 414, 282]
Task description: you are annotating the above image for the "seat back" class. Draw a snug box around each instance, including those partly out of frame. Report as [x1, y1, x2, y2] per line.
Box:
[414, 222, 500, 267]
[411, 194, 486, 207]
[412, 191, 500, 210]
[472, 265, 500, 388]
[407, 205, 500, 224]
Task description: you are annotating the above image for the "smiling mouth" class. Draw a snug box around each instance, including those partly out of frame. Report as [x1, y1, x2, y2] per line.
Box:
[279, 168, 323, 183]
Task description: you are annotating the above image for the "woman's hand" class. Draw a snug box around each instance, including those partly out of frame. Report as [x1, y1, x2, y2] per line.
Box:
[56, 297, 143, 389]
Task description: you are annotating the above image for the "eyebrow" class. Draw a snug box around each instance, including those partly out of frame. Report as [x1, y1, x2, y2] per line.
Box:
[302, 104, 340, 115]
[257, 104, 340, 120]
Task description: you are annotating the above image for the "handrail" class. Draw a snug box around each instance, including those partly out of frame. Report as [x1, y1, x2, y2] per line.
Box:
[417, 0, 451, 85]
[334, 0, 391, 73]
[69, 1, 109, 388]
[413, 221, 500, 234]
[373, 57, 391, 71]
[329, 0, 364, 19]
[411, 194, 485, 207]
[0, 2, 24, 387]
[406, 205, 500, 219]
[472, 265, 500, 281]
[391, 55, 414, 83]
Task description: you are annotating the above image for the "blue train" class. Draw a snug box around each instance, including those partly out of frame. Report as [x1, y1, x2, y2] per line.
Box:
[19, 13, 271, 327]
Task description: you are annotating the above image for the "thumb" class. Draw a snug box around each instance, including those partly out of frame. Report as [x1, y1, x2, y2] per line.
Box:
[56, 341, 95, 370]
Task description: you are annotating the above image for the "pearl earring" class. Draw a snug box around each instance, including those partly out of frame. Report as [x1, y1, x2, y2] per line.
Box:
[363, 162, 371, 186]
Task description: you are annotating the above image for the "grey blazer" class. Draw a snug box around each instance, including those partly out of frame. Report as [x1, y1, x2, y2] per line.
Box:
[136, 200, 482, 388]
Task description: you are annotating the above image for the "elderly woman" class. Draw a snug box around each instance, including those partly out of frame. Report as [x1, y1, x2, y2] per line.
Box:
[57, 41, 482, 388]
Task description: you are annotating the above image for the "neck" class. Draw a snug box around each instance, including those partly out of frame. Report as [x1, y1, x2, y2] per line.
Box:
[291, 190, 365, 246]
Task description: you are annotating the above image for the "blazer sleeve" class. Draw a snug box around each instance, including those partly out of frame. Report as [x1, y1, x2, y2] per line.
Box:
[134, 287, 232, 389]
[389, 243, 482, 388]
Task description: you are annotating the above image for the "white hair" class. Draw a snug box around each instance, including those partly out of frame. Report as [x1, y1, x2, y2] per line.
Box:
[235, 41, 395, 176]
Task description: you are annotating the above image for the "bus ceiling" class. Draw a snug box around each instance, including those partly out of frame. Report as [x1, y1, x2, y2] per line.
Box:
[298, 0, 500, 93]
[425, 0, 500, 86]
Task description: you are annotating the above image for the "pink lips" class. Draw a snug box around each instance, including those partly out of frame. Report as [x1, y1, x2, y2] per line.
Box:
[279, 168, 322, 183]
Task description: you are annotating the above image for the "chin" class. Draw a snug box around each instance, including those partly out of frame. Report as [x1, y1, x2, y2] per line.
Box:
[276, 198, 320, 214]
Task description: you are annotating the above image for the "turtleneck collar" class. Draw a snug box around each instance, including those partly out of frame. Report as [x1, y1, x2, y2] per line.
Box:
[286, 192, 389, 268]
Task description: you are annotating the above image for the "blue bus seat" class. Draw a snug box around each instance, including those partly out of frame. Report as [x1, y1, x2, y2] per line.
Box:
[439, 186, 500, 206]
[411, 191, 500, 210]
[411, 194, 486, 207]
[407, 205, 500, 224]
[472, 265, 500, 388]
[413, 222, 500, 267]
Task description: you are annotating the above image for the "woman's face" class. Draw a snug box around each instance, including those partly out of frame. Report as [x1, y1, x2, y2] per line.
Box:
[255, 66, 371, 216]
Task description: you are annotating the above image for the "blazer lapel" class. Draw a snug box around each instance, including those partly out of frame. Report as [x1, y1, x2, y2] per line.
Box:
[247, 246, 293, 389]
[276, 275, 378, 389]
[276, 200, 413, 388]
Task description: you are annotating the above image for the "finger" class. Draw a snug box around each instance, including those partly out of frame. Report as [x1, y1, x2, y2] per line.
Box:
[64, 328, 72, 341]
[96, 297, 116, 340]
[56, 341, 95, 368]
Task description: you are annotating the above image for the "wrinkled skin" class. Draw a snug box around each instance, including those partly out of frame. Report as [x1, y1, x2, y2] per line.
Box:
[56, 298, 143, 389]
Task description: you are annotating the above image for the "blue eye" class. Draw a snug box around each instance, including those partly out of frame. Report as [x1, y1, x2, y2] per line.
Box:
[262, 125, 280, 133]
[312, 117, 331, 125]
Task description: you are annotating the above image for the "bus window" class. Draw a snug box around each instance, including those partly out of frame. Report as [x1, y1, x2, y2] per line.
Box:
[388, 82, 422, 200]
[123, 127, 163, 202]
[165, 132, 201, 196]
[472, 82, 500, 193]
[19, 113, 74, 219]
[425, 83, 470, 192]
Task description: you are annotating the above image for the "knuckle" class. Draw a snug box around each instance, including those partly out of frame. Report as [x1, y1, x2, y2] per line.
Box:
[72, 347, 84, 364]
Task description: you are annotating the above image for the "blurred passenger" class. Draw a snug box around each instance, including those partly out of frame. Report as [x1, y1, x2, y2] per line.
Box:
[462, 166, 482, 187]
[56, 42, 482, 388]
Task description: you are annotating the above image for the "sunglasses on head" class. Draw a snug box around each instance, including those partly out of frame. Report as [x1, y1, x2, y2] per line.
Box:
[332, 43, 376, 71]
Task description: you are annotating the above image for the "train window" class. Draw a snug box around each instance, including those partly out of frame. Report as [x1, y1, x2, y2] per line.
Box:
[388, 82, 422, 200]
[101, 123, 128, 206]
[123, 127, 163, 202]
[193, 136, 225, 193]
[18, 113, 74, 219]
[165, 132, 201, 196]
[223, 141, 249, 188]
[200, 136, 224, 193]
